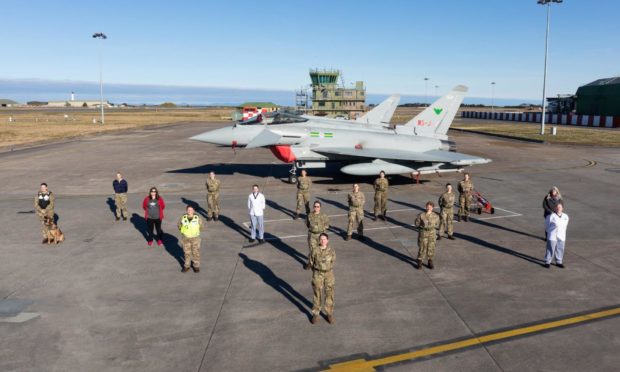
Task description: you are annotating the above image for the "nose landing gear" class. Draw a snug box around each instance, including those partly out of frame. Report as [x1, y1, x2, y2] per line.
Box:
[288, 162, 298, 184]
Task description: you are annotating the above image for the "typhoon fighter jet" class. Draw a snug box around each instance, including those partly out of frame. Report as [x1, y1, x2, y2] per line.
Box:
[191, 85, 491, 183]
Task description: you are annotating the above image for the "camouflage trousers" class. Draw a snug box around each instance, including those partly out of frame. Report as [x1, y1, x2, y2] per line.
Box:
[347, 208, 364, 236]
[374, 191, 387, 217]
[312, 270, 335, 316]
[182, 236, 201, 269]
[114, 193, 128, 218]
[207, 192, 220, 218]
[459, 194, 471, 217]
[37, 208, 54, 239]
[417, 230, 437, 260]
[307, 232, 321, 266]
[296, 191, 310, 214]
[439, 207, 454, 236]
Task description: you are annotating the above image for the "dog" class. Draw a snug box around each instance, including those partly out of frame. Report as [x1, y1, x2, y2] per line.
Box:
[42, 216, 64, 244]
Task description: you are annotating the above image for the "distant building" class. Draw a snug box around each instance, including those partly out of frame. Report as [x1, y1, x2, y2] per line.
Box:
[46, 100, 112, 108]
[238, 102, 279, 121]
[0, 99, 19, 107]
[575, 77, 620, 116]
[309, 69, 365, 119]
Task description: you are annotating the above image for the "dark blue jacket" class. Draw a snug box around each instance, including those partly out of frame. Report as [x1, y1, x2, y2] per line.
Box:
[113, 179, 128, 193]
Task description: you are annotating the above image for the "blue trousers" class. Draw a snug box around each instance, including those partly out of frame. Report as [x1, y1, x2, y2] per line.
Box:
[250, 215, 264, 239]
[545, 239, 565, 264]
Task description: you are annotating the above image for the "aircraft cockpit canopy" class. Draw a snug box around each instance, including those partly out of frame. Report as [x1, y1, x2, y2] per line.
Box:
[265, 112, 308, 125]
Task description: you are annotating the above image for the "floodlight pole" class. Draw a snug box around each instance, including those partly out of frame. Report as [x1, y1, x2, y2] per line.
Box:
[491, 82, 496, 118]
[424, 77, 429, 106]
[93, 32, 107, 124]
[538, 0, 561, 135]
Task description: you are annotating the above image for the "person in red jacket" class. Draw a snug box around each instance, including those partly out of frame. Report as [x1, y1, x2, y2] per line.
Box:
[142, 187, 166, 246]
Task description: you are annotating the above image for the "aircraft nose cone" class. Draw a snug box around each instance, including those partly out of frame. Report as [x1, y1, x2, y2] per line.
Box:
[190, 127, 234, 146]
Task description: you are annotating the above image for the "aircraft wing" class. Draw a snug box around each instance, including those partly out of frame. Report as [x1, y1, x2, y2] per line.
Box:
[313, 147, 490, 165]
[356, 94, 400, 125]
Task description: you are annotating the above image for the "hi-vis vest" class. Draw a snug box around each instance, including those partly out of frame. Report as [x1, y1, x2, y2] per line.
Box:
[180, 214, 201, 238]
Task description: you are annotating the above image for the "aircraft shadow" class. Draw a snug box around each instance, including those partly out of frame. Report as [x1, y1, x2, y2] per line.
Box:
[453, 232, 545, 266]
[168, 163, 289, 178]
[239, 253, 312, 319]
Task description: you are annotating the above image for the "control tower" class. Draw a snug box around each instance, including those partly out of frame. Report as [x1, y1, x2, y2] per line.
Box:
[309, 69, 365, 119]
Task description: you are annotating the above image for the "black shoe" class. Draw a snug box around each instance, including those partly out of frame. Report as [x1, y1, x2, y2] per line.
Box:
[544, 263, 550, 268]
[311, 315, 319, 324]
[115, 217, 120, 221]
[457, 216, 461, 222]
[207, 217, 212, 221]
[249, 238, 256, 243]
[428, 259, 434, 270]
[294, 213, 299, 220]
[437, 235, 442, 241]
[448, 235, 455, 240]
[193, 267, 200, 273]
[258, 239, 265, 244]
[345, 235, 351, 241]
[381, 214, 386, 221]
[122, 216, 127, 221]
[373, 215, 377, 221]
[304, 262, 311, 270]
[182, 267, 190, 273]
[214, 216, 219, 221]
[557, 263, 565, 268]
[416, 259, 422, 270]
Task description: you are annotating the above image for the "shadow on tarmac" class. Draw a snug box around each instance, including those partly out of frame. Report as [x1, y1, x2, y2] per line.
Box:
[268, 238, 307, 267]
[239, 253, 312, 319]
[266, 199, 296, 219]
[454, 232, 545, 266]
[168, 163, 289, 178]
[471, 218, 544, 241]
[388, 199, 425, 213]
[106, 197, 116, 217]
[180, 197, 250, 239]
[129, 212, 185, 267]
[363, 236, 420, 269]
[130, 213, 149, 240]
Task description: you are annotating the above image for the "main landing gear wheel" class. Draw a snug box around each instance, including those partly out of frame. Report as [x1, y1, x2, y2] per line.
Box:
[288, 162, 298, 184]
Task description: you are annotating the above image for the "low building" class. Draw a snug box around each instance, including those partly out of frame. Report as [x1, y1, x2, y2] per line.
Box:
[46, 100, 112, 108]
[238, 102, 279, 121]
[0, 99, 19, 107]
[575, 77, 620, 116]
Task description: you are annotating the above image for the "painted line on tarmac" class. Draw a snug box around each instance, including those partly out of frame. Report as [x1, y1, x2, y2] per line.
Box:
[318, 305, 620, 372]
[243, 206, 521, 229]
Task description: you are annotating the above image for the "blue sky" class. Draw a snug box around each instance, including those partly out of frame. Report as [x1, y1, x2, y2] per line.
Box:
[1, 0, 618, 100]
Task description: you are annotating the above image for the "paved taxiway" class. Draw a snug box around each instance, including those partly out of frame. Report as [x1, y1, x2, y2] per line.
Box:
[0, 121, 619, 371]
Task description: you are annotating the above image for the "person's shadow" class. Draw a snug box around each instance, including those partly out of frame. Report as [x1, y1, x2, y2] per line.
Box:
[363, 236, 420, 269]
[130, 213, 149, 240]
[239, 253, 312, 319]
[268, 239, 307, 267]
[454, 232, 546, 266]
[266, 200, 296, 219]
[471, 218, 544, 241]
[388, 198, 425, 213]
[181, 197, 208, 219]
[162, 233, 185, 268]
[106, 197, 116, 217]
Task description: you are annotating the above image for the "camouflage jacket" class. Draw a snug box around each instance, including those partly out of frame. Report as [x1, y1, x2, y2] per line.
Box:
[206, 178, 221, 193]
[415, 212, 440, 233]
[438, 191, 456, 209]
[374, 178, 389, 193]
[348, 191, 365, 209]
[311, 245, 336, 272]
[307, 212, 330, 234]
[297, 176, 311, 192]
[458, 180, 474, 195]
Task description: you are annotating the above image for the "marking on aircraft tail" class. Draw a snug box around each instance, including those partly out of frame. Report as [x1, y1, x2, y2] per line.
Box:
[434, 108, 443, 115]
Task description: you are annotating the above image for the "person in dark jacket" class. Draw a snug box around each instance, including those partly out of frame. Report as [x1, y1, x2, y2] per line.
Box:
[542, 186, 563, 240]
[142, 187, 166, 246]
[112, 172, 128, 221]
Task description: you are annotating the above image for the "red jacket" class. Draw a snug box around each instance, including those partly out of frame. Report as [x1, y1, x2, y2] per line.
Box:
[142, 196, 166, 220]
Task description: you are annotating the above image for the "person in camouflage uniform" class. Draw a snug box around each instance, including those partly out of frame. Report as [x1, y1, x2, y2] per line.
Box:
[438, 183, 456, 240]
[178, 205, 204, 273]
[346, 184, 365, 241]
[414, 201, 441, 269]
[373, 171, 389, 220]
[35, 183, 55, 243]
[205, 171, 221, 221]
[458, 172, 474, 222]
[295, 169, 312, 219]
[310, 233, 336, 324]
[305, 201, 330, 270]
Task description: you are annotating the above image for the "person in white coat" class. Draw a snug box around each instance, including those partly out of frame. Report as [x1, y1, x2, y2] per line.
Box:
[544, 203, 569, 268]
[248, 184, 266, 243]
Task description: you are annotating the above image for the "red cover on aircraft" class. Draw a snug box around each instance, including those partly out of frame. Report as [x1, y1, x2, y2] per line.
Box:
[270, 145, 296, 163]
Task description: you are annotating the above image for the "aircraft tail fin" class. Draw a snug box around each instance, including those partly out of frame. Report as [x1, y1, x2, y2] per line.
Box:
[400, 85, 467, 137]
[356, 94, 400, 125]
